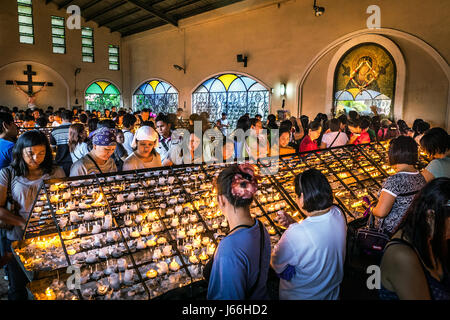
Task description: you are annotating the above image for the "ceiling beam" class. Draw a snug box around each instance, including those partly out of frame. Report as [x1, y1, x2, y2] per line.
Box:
[110, 14, 154, 33]
[85, 0, 127, 22]
[175, 0, 243, 20]
[127, 0, 178, 27]
[163, 0, 203, 14]
[81, 0, 102, 11]
[98, 8, 141, 27]
[58, 0, 76, 10]
[121, 20, 167, 37]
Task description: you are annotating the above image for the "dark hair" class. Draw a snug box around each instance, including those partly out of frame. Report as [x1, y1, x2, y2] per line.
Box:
[236, 116, 250, 132]
[300, 115, 309, 135]
[412, 119, 424, 133]
[397, 120, 411, 135]
[279, 120, 292, 135]
[0, 112, 14, 134]
[414, 120, 430, 137]
[359, 118, 370, 130]
[267, 114, 278, 129]
[11, 130, 54, 176]
[97, 119, 116, 129]
[348, 110, 359, 121]
[79, 113, 88, 124]
[155, 114, 170, 125]
[328, 118, 340, 132]
[88, 118, 99, 133]
[255, 114, 262, 119]
[141, 120, 155, 129]
[399, 178, 450, 271]
[294, 168, 333, 212]
[420, 127, 450, 156]
[308, 120, 321, 132]
[347, 119, 360, 128]
[250, 118, 261, 128]
[388, 136, 418, 165]
[123, 113, 137, 128]
[61, 110, 73, 122]
[216, 164, 257, 208]
[36, 117, 48, 128]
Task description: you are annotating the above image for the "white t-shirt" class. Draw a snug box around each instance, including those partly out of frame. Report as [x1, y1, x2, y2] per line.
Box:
[123, 130, 134, 155]
[52, 121, 61, 127]
[122, 152, 162, 171]
[70, 142, 90, 163]
[271, 206, 347, 300]
[321, 131, 349, 148]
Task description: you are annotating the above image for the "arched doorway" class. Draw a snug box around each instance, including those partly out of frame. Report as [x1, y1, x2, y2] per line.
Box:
[192, 73, 270, 128]
[132, 79, 178, 113]
[85, 80, 121, 112]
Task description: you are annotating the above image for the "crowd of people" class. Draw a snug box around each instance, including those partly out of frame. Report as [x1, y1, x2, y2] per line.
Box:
[0, 103, 448, 300]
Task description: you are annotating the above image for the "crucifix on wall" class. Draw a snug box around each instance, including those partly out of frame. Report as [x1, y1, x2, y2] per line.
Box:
[6, 65, 54, 108]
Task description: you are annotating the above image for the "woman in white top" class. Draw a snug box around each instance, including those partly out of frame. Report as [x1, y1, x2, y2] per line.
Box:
[68, 123, 90, 163]
[122, 126, 161, 171]
[271, 168, 347, 300]
[321, 118, 349, 148]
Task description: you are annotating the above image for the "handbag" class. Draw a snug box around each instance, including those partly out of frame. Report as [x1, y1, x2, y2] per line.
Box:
[355, 198, 390, 254]
[0, 167, 20, 230]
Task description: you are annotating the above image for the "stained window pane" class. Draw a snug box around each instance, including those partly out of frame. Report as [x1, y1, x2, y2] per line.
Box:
[82, 47, 93, 54]
[109, 64, 119, 70]
[18, 0, 32, 4]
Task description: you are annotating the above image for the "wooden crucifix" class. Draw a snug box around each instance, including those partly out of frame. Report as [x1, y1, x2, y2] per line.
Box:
[6, 65, 53, 107]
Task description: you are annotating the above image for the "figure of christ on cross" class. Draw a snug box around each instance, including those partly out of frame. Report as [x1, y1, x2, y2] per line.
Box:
[13, 80, 48, 109]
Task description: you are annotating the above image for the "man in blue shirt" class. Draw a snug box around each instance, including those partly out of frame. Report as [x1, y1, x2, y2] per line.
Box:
[0, 112, 17, 170]
[0, 112, 18, 280]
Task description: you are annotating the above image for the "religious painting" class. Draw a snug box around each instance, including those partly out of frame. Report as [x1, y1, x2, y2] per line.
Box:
[192, 73, 269, 129]
[133, 80, 178, 114]
[333, 43, 396, 118]
[85, 81, 121, 112]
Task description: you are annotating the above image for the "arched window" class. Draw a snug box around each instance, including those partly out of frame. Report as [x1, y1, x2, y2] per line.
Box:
[85, 81, 121, 112]
[133, 80, 178, 113]
[192, 73, 269, 128]
[333, 43, 396, 118]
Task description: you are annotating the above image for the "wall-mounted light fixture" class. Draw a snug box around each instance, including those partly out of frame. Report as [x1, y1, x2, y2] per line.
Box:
[280, 83, 286, 96]
[313, 0, 325, 16]
[173, 64, 186, 73]
[237, 54, 248, 67]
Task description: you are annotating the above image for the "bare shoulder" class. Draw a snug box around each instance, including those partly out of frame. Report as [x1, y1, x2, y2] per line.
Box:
[381, 241, 422, 272]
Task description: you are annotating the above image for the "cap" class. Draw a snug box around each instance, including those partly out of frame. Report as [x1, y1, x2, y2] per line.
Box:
[131, 125, 159, 149]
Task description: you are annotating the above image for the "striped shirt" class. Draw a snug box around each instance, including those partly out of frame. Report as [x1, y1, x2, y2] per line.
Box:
[50, 122, 72, 164]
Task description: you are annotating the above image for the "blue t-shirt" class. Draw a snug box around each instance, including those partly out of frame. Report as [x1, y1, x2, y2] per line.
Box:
[0, 138, 14, 170]
[207, 219, 271, 300]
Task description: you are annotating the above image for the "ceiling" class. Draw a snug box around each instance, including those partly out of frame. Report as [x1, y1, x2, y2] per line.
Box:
[45, 0, 245, 37]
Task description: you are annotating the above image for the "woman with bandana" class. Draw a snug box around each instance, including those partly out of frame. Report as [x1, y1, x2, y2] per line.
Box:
[69, 127, 117, 176]
[207, 164, 271, 300]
